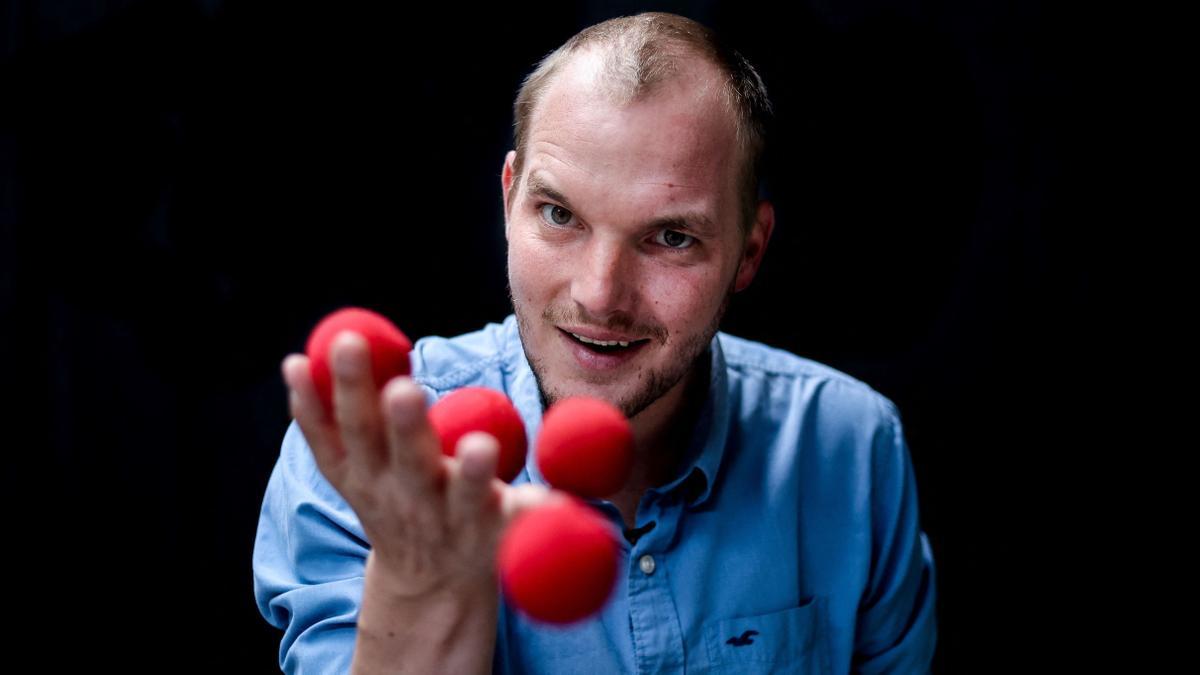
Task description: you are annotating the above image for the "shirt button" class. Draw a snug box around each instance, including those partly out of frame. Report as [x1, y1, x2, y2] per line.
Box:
[638, 554, 656, 575]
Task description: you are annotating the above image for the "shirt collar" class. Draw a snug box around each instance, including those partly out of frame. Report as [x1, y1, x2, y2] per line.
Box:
[502, 314, 731, 509]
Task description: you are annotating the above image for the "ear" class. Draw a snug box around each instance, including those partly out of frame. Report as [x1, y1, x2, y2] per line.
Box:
[733, 200, 775, 293]
[501, 150, 518, 241]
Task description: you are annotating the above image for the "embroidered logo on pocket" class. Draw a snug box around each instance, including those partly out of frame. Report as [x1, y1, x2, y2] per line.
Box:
[704, 597, 827, 671]
[726, 630, 759, 647]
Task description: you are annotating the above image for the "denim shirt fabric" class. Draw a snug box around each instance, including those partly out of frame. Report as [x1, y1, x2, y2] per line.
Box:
[253, 314, 937, 674]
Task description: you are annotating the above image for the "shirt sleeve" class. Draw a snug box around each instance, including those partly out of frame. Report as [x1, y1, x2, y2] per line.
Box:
[253, 421, 369, 674]
[852, 400, 939, 673]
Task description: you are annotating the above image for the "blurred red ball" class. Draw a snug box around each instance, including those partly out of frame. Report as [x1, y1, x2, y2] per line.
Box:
[536, 397, 634, 498]
[428, 387, 528, 483]
[305, 307, 412, 417]
[497, 496, 620, 624]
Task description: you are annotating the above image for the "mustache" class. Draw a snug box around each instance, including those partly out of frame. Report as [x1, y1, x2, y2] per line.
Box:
[540, 305, 669, 345]
[504, 277, 672, 345]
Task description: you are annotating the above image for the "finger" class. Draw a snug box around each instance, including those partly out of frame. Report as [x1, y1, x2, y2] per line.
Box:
[446, 432, 501, 528]
[381, 377, 448, 495]
[500, 483, 558, 526]
[282, 354, 346, 477]
[330, 331, 388, 471]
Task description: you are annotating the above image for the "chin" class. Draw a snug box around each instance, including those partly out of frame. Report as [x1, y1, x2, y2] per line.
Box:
[510, 296, 706, 420]
[538, 352, 679, 420]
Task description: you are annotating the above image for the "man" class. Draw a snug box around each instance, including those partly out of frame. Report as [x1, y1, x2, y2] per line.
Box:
[254, 12, 937, 674]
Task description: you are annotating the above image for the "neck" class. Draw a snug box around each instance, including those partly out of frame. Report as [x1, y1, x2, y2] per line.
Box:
[618, 350, 711, 500]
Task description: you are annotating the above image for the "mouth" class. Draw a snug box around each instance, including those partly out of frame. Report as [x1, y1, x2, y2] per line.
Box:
[559, 328, 650, 352]
[556, 327, 652, 369]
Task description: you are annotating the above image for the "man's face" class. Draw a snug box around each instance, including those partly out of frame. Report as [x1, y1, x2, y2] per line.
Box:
[502, 54, 769, 419]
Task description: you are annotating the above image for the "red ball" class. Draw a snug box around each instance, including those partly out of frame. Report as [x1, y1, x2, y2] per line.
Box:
[497, 496, 620, 624]
[427, 387, 528, 483]
[305, 307, 413, 417]
[536, 397, 634, 498]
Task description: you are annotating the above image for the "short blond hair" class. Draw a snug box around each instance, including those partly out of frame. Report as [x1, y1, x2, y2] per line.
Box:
[509, 12, 773, 236]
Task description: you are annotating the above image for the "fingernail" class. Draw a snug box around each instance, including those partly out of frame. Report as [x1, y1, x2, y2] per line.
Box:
[282, 354, 305, 384]
[331, 332, 367, 377]
[460, 450, 490, 481]
[386, 379, 422, 425]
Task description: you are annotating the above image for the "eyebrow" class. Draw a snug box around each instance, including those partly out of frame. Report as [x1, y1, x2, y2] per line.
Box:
[524, 171, 717, 236]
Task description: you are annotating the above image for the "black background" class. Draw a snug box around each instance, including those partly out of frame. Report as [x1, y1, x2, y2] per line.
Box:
[1, 0, 1121, 671]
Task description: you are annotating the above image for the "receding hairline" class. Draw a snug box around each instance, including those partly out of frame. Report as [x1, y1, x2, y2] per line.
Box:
[529, 46, 733, 134]
[574, 38, 727, 101]
[508, 12, 773, 233]
[511, 46, 743, 211]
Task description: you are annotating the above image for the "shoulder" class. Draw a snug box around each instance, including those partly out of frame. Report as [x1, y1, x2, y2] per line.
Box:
[718, 331, 900, 428]
[715, 334, 910, 525]
[408, 315, 518, 394]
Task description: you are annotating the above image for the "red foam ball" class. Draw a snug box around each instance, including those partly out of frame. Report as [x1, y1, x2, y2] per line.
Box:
[427, 387, 528, 483]
[536, 397, 634, 498]
[305, 307, 413, 417]
[497, 496, 620, 624]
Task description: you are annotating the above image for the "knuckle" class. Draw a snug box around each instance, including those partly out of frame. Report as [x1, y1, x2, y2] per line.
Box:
[337, 415, 375, 440]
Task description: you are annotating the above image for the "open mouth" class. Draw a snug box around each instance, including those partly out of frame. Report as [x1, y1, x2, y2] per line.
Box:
[558, 328, 651, 354]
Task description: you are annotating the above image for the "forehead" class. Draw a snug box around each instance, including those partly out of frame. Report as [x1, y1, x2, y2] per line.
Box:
[524, 53, 740, 222]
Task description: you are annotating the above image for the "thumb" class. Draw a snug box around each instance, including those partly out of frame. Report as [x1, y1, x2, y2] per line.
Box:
[499, 483, 563, 526]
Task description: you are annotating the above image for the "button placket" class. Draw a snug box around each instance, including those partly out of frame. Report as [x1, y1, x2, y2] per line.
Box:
[624, 498, 687, 673]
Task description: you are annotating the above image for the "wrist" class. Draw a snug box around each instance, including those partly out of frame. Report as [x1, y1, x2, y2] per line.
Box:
[359, 549, 498, 630]
[353, 551, 499, 674]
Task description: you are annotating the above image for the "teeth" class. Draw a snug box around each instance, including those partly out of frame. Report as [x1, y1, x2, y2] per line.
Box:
[570, 332, 633, 348]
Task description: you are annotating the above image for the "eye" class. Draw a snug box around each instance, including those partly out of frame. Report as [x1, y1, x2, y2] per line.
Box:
[655, 229, 696, 250]
[538, 203, 576, 227]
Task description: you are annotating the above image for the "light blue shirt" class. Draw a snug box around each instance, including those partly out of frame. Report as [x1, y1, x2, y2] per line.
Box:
[253, 314, 937, 673]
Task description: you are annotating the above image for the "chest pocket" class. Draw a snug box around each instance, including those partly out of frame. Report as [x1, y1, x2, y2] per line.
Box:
[702, 596, 829, 675]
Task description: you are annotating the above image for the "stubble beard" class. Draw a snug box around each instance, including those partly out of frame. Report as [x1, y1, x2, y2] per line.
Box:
[507, 278, 735, 420]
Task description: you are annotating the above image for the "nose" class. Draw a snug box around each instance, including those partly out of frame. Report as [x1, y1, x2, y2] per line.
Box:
[570, 236, 636, 319]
